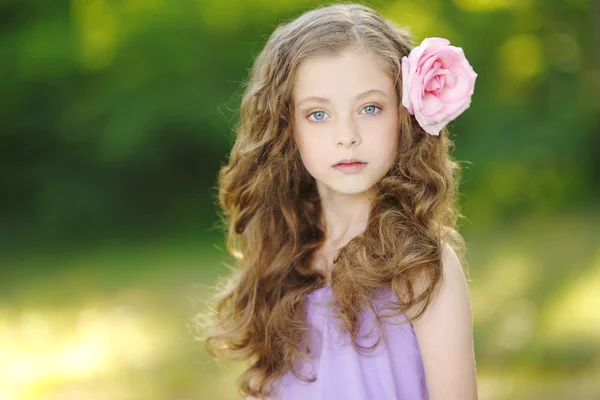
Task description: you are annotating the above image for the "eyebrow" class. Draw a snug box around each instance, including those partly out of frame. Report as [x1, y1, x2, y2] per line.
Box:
[296, 89, 388, 107]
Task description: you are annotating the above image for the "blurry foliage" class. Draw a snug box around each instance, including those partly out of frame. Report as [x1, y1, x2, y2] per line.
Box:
[1, 1, 599, 398]
[0, 0, 598, 248]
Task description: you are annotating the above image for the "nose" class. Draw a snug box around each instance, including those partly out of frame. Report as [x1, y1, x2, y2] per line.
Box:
[335, 116, 361, 148]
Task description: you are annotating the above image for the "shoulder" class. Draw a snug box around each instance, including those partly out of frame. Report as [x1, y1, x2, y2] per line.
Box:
[411, 243, 479, 399]
[402, 243, 468, 319]
[410, 242, 469, 309]
[439, 242, 469, 292]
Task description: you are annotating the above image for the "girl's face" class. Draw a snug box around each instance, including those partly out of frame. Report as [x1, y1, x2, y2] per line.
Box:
[292, 47, 399, 198]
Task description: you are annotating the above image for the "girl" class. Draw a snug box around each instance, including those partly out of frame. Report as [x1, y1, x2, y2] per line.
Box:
[203, 3, 478, 399]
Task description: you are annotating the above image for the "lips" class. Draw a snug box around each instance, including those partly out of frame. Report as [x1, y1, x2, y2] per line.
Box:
[332, 158, 367, 174]
[333, 158, 366, 166]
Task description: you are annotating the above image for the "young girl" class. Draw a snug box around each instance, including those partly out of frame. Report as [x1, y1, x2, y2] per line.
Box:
[203, 3, 478, 399]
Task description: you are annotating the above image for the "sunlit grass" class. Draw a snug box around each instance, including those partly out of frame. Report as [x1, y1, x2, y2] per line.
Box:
[478, 364, 600, 400]
[1, 236, 240, 400]
[539, 247, 600, 341]
[0, 305, 168, 398]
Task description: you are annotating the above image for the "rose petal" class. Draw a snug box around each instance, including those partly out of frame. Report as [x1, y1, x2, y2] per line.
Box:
[422, 119, 448, 136]
[419, 49, 458, 73]
[414, 109, 429, 132]
[431, 97, 472, 126]
[401, 56, 413, 113]
[442, 70, 457, 89]
[418, 38, 451, 56]
[422, 65, 445, 94]
[424, 74, 444, 93]
[422, 92, 445, 116]
[410, 74, 424, 111]
[437, 65, 473, 103]
[462, 60, 478, 96]
[445, 97, 472, 121]
[405, 42, 429, 68]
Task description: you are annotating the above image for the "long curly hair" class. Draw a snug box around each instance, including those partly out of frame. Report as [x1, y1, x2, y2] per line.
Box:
[202, 3, 467, 398]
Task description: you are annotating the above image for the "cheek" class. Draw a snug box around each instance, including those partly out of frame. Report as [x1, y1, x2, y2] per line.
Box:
[388, 128, 400, 154]
[372, 113, 400, 151]
[389, 111, 401, 146]
[374, 115, 400, 168]
[295, 131, 324, 170]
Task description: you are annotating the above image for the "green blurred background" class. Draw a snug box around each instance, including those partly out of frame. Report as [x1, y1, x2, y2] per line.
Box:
[1, 0, 599, 399]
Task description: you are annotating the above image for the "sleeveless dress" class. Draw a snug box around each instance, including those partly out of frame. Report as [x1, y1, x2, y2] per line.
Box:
[267, 285, 428, 400]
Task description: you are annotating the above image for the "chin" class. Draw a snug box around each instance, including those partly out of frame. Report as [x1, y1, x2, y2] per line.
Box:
[322, 180, 376, 196]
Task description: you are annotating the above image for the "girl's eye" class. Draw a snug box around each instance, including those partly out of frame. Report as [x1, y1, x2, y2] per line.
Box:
[362, 104, 381, 115]
[307, 110, 329, 123]
[306, 105, 381, 124]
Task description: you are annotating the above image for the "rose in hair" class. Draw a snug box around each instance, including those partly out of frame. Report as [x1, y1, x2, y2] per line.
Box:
[401, 37, 477, 136]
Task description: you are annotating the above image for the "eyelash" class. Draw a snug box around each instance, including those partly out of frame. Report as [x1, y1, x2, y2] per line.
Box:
[306, 104, 382, 124]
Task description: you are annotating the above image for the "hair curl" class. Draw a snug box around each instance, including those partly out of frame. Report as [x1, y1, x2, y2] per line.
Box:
[202, 3, 467, 398]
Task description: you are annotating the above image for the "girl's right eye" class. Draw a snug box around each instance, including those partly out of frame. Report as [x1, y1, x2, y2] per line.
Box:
[307, 110, 329, 124]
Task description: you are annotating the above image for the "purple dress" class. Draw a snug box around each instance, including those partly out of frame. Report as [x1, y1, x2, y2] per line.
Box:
[268, 285, 429, 400]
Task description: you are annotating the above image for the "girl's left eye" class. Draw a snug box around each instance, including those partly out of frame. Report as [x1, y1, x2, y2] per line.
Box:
[362, 104, 381, 115]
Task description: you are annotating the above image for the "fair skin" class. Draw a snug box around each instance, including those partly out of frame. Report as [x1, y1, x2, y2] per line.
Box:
[291, 47, 478, 399]
[293, 47, 399, 275]
[410, 243, 479, 400]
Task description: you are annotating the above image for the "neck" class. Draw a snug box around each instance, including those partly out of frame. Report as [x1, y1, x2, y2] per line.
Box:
[317, 186, 374, 247]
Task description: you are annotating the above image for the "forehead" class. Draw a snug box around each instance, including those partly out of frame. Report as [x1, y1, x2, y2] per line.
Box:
[293, 48, 395, 102]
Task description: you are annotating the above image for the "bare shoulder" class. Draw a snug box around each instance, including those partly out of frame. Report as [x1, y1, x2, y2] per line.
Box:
[440, 242, 469, 288]
[403, 243, 468, 313]
[411, 242, 478, 400]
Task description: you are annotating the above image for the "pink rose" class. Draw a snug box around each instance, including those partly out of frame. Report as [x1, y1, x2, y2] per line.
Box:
[401, 37, 477, 136]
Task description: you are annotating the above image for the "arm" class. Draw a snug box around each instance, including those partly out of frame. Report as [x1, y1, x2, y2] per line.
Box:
[412, 244, 478, 400]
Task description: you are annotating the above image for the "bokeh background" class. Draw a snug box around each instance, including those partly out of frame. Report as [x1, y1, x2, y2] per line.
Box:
[1, 0, 599, 399]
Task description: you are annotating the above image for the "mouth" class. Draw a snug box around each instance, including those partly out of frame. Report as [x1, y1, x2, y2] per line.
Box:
[332, 158, 368, 173]
[333, 158, 366, 167]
